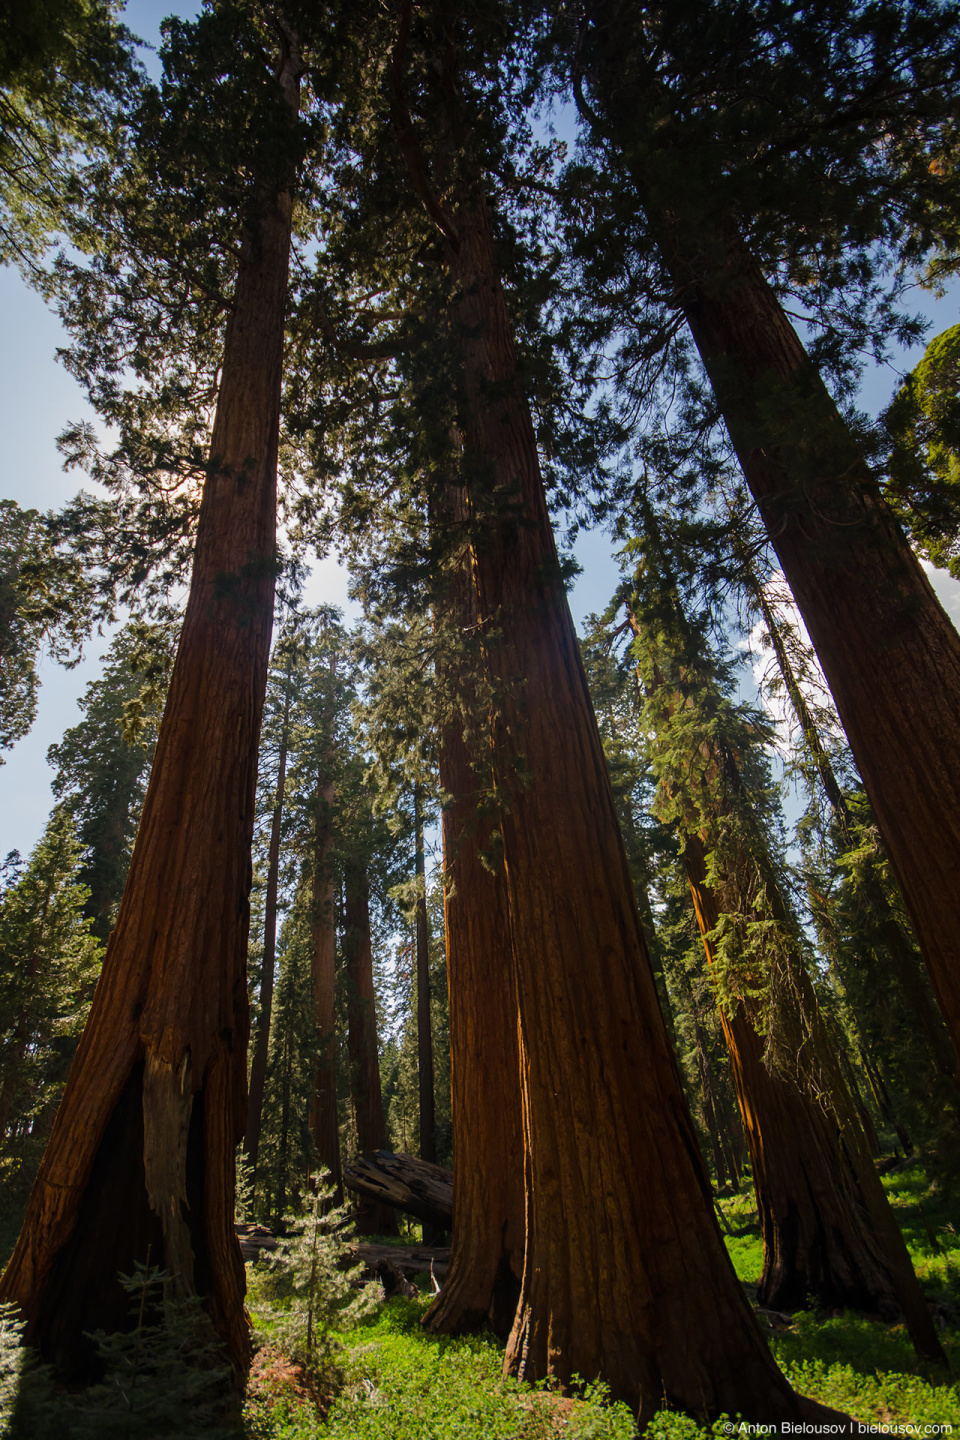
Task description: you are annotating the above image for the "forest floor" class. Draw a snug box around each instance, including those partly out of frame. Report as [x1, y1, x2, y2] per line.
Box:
[2, 1163, 959, 1436]
[243, 1163, 960, 1440]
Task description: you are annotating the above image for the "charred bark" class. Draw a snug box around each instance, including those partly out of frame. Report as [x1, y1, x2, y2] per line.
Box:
[0, 43, 301, 1380]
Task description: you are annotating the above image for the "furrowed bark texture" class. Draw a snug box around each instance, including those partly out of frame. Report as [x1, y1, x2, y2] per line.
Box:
[423, 602, 525, 1336]
[670, 227, 960, 1075]
[684, 834, 938, 1357]
[0, 60, 299, 1379]
[443, 190, 800, 1421]
[309, 779, 342, 1201]
[588, 2, 960, 1080]
[344, 864, 394, 1234]
[244, 671, 292, 1175]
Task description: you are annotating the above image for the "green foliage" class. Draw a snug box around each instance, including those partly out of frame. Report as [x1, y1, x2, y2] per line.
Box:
[0, 0, 137, 278]
[48, 622, 169, 940]
[248, 1177, 382, 1384]
[886, 323, 960, 577]
[0, 808, 102, 1209]
[306, 1298, 637, 1440]
[1, 1269, 235, 1439]
[62, 1265, 236, 1439]
[0, 501, 101, 759]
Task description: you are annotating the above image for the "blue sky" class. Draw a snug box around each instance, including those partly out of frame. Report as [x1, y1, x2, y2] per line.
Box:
[1, 3, 959, 861]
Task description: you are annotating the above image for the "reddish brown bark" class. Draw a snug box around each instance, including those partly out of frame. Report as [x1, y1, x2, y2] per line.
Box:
[684, 835, 940, 1359]
[0, 46, 301, 1380]
[437, 186, 803, 1421]
[343, 863, 394, 1235]
[308, 779, 342, 1201]
[671, 233, 960, 1079]
[244, 662, 293, 1176]
[751, 581, 958, 1088]
[584, 5, 960, 1081]
[423, 677, 525, 1338]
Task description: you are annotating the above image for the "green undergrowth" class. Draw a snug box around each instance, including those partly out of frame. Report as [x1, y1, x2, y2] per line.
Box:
[243, 1295, 639, 1439]
[240, 1166, 960, 1439]
[243, 1294, 960, 1440]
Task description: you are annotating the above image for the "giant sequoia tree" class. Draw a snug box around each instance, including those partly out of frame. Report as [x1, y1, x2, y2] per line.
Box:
[0, 3, 304, 1378]
[620, 543, 941, 1358]
[321, 1, 840, 1419]
[568, 0, 960, 1073]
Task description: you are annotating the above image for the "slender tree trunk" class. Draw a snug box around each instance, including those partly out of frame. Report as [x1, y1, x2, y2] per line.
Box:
[244, 665, 293, 1175]
[440, 187, 803, 1421]
[0, 46, 301, 1380]
[309, 778, 342, 1201]
[414, 790, 437, 1168]
[671, 227, 960, 1073]
[343, 862, 394, 1235]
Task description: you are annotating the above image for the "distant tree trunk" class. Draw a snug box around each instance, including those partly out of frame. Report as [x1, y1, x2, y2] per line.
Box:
[414, 789, 437, 1168]
[434, 183, 801, 1420]
[0, 42, 301, 1381]
[684, 833, 940, 1361]
[343, 862, 394, 1235]
[309, 777, 342, 1201]
[244, 661, 293, 1176]
[423, 583, 526, 1334]
[588, 3, 960, 1082]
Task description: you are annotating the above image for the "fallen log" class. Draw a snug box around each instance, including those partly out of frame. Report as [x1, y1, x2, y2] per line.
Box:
[352, 1244, 450, 1282]
[235, 1222, 279, 1263]
[343, 1150, 453, 1229]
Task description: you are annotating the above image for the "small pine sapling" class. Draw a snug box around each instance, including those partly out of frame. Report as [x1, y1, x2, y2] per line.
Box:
[252, 1173, 382, 1384]
[61, 1264, 236, 1439]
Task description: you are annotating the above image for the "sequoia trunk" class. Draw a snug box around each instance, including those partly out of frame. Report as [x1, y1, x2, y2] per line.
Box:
[586, 3, 960, 1078]
[670, 225, 960, 1075]
[440, 187, 804, 1420]
[685, 833, 937, 1355]
[423, 603, 526, 1336]
[414, 791, 437, 1168]
[753, 582, 957, 1086]
[0, 47, 300, 1379]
